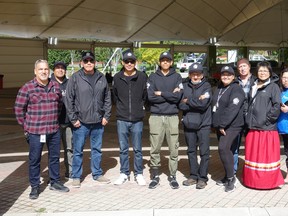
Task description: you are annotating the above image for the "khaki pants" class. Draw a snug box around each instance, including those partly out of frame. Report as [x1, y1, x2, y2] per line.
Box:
[149, 115, 179, 176]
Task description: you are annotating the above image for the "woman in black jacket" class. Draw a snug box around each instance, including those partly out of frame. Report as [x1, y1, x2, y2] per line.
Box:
[243, 61, 284, 189]
[211, 66, 245, 192]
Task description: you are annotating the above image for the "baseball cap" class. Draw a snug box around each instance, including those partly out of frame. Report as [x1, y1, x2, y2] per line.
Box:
[159, 51, 173, 61]
[82, 51, 95, 61]
[189, 63, 203, 73]
[221, 65, 235, 75]
[53, 61, 67, 70]
[122, 50, 137, 61]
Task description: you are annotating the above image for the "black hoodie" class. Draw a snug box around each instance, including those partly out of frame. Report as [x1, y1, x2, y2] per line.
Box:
[147, 67, 183, 115]
[50, 73, 70, 124]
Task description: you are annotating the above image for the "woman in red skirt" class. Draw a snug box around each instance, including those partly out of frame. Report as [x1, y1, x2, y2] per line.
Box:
[243, 61, 284, 189]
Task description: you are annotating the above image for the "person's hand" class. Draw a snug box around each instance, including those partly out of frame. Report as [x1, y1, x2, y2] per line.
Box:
[73, 120, 81, 128]
[154, 91, 161, 96]
[102, 118, 108, 126]
[173, 87, 180, 93]
[219, 128, 226, 136]
[281, 104, 288, 113]
[182, 98, 188, 103]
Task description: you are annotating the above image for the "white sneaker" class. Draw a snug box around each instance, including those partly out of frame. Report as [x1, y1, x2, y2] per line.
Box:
[135, 174, 146, 186]
[114, 173, 128, 185]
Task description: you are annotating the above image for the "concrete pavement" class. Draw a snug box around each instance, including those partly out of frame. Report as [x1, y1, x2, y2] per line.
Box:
[1, 88, 288, 216]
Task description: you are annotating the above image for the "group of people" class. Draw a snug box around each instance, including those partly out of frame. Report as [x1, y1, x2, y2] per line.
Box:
[14, 50, 288, 200]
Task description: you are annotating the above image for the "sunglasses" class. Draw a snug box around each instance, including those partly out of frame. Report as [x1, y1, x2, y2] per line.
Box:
[83, 59, 94, 64]
[124, 60, 136, 64]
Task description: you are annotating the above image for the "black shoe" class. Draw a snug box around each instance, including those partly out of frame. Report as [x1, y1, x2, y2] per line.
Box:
[216, 177, 228, 186]
[168, 176, 179, 189]
[148, 176, 160, 189]
[225, 177, 236, 192]
[196, 180, 207, 189]
[49, 181, 70, 192]
[182, 178, 197, 186]
[29, 186, 40, 200]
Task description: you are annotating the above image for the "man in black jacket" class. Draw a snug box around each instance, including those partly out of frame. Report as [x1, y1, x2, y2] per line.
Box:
[112, 50, 147, 186]
[51, 61, 73, 180]
[65, 51, 112, 188]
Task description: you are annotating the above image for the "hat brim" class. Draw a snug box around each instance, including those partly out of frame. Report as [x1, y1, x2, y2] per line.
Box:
[82, 56, 95, 61]
[53, 62, 67, 70]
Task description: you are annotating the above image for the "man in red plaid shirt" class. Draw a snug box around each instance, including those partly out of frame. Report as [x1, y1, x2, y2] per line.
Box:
[14, 59, 69, 199]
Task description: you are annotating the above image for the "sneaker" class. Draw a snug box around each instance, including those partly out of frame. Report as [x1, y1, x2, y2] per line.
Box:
[148, 176, 160, 189]
[93, 175, 111, 184]
[135, 174, 146, 186]
[114, 173, 129, 185]
[168, 176, 179, 189]
[216, 177, 228, 186]
[182, 178, 197, 186]
[29, 186, 40, 200]
[196, 180, 207, 189]
[225, 177, 236, 192]
[49, 181, 70, 192]
[72, 179, 81, 188]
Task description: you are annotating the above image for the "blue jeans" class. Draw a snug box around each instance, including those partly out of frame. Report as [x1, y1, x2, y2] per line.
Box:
[28, 130, 61, 187]
[72, 123, 104, 179]
[117, 120, 143, 176]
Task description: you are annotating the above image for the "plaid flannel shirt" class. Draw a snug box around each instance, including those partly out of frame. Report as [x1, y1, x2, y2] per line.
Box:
[14, 78, 62, 134]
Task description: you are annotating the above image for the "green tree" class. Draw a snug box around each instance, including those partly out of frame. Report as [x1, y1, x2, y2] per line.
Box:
[48, 49, 82, 68]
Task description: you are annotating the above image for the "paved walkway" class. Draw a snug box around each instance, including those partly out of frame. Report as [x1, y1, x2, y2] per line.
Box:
[0, 88, 288, 216]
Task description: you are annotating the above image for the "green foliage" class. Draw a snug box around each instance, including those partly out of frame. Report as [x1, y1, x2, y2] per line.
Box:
[47, 49, 82, 69]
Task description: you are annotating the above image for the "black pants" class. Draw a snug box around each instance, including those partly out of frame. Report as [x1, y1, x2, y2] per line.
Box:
[281, 134, 288, 169]
[217, 129, 241, 179]
[184, 128, 210, 182]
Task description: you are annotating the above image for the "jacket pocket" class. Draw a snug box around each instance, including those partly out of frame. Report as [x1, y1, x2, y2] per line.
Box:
[182, 113, 201, 130]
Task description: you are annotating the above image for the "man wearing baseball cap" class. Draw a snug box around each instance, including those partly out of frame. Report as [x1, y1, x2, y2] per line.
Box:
[65, 51, 112, 187]
[112, 49, 147, 186]
[50, 61, 74, 180]
[180, 63, 212, 189]
[147, 51, 183, 189]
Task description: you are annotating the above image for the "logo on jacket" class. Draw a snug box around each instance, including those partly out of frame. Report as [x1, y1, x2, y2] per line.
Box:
[233, 97, 240, 105]
[147, 82, 150, 89]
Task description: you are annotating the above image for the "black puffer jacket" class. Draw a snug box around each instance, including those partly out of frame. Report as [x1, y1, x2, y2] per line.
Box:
[179, 78, 212, 130]
[212, 81, 245, 130]
[245, 73, 281, 131]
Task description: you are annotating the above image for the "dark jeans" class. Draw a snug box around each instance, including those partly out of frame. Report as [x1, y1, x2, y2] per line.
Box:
[28, 130, 61, 187]
[184, 128, 210, 182]
[282, 134, 288, 168]
[72, 123, 104, 179]
[117, 120, 143, 176]
[217, 129, 241, 179]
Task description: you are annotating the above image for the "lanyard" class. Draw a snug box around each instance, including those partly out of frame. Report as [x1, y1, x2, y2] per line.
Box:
[216, 86, 230, 108]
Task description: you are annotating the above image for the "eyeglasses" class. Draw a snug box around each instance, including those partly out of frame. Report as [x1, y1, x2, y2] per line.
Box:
[258, 70, 269, 73]
[83, 59, 94, 64]
[282, 77, 288, 80]
[124, 60, 136, 64]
